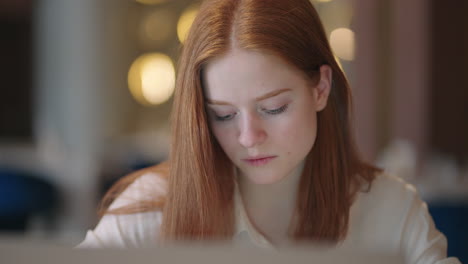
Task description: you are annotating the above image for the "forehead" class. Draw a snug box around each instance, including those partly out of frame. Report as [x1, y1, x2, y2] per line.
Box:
[202, 48, 310, 103]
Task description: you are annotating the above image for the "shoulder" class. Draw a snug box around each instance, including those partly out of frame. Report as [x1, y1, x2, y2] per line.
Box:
[98, 161, 169, 212]
[347, 172, 452, 263]
[364, 172, 419, 203]
[108, 165, 168, 210]
[351, 172, 423, 227]
[77, 163, 169, 249]
[347, 173, 418, 246]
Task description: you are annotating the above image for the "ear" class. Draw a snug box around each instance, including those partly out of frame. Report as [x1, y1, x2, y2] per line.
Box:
[313, 65, 332, 112]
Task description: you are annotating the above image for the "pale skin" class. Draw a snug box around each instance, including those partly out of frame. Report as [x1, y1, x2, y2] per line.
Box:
[203, 47, 332, 245]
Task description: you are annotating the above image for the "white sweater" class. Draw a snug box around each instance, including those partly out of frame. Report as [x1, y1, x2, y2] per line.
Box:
[78, 173, 461, 264]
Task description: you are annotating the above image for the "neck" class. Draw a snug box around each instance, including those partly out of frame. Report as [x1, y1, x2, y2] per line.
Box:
[237, 161, 305, 244]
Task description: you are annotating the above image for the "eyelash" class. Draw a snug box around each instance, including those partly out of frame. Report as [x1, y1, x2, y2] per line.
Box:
[263, 104, 289, 115]
[213, 104, 289, 122]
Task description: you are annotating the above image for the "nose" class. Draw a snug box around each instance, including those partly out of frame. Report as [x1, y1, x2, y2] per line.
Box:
[238, 113, 267, 148]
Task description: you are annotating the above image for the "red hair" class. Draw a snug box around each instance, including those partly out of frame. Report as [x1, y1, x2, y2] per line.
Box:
[101, 0, 380, 244]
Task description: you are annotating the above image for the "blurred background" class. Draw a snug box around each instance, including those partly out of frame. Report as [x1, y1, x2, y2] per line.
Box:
[0, 0, 466, 260]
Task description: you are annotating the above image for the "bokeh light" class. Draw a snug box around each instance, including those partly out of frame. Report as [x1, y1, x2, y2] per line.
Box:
[329, 27, 355, 61]
[177, 4, 199, 44]
[128, 53, 175, 106]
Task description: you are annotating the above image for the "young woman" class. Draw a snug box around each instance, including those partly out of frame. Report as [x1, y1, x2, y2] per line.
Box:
[79, 0, 459, 263]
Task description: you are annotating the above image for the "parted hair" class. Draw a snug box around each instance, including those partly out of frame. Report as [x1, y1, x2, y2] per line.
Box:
[100, 0, 380, 244]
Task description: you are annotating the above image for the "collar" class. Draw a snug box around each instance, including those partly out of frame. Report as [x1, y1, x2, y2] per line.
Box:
[233, 179, 274, 249]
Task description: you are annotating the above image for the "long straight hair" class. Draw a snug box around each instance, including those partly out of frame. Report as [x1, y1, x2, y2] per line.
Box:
[162, 0, 379, 243]
[100, 0, 379, 244]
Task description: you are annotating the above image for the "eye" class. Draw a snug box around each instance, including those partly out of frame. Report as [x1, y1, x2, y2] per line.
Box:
[263, 104, 289, 115]
[214, 113, 236, 121]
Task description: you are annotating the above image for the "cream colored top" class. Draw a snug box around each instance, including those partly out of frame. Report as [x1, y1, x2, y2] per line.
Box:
[78, 173, 461, 264]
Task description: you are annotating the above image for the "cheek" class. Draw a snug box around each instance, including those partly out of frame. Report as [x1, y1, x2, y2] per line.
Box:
[210, 125, 237, 153]
[276, 109, 318, 150]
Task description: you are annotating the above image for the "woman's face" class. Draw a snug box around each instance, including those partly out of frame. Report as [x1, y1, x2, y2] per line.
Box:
[203, 47, 331, 185]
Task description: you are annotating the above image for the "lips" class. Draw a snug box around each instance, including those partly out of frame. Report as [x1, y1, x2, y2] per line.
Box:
[242, 156, 277, 166]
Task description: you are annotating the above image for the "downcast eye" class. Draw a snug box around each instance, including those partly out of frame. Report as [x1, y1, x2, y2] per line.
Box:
[263, 104, 289, 115]
[214, 113, 236, 121]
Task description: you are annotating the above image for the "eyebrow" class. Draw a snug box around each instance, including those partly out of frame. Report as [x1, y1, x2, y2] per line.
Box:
[206, 88, 292, 105]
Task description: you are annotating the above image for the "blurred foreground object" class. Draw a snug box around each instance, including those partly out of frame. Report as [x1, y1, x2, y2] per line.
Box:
[0, 239, 406, 264]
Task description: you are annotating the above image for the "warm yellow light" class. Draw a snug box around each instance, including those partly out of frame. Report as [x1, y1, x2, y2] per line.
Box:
[316, 0, 333, 3]
[177, 5, 199, 44]
[330, 27, 355, 61]
[136, 0, 168, 5]
[128, 53, 175, 106]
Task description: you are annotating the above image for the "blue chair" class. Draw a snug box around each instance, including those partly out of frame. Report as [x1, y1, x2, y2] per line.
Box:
[0, 168, 58, 231]
[429, 202, 468, 263]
